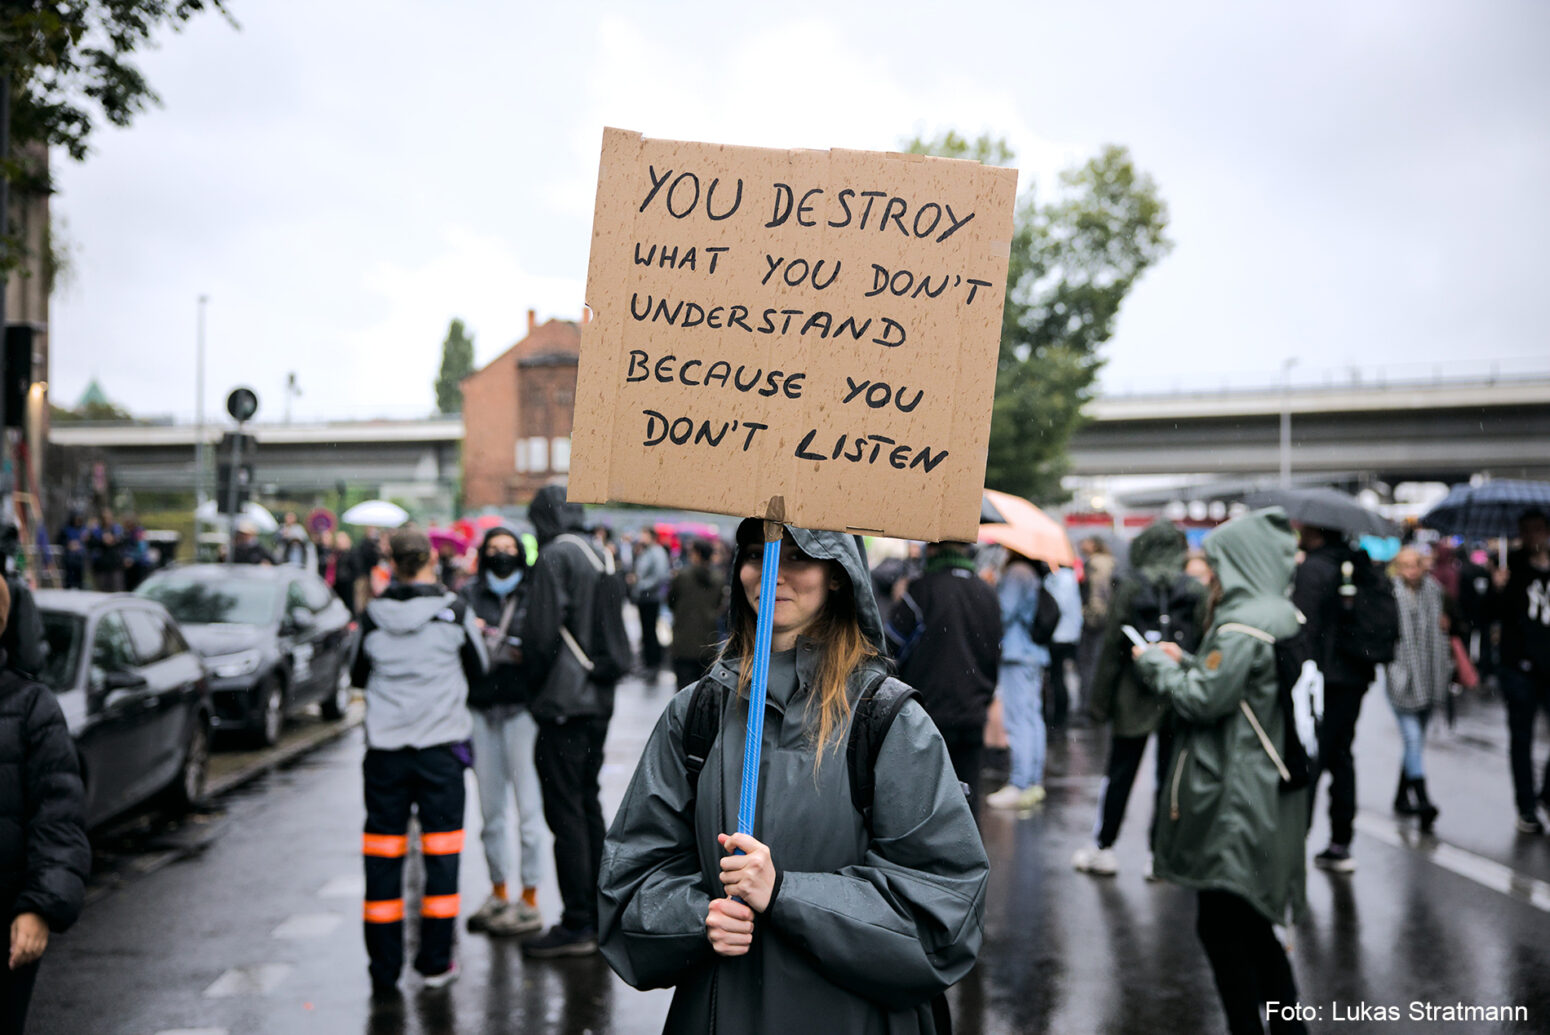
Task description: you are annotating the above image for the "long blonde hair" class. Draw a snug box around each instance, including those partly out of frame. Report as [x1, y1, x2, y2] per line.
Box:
[721, 553, 878, 768]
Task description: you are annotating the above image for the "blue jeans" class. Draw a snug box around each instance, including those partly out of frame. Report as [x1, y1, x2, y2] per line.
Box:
[999, 662, 1045, 789]
[1391, 704, 1431, 780]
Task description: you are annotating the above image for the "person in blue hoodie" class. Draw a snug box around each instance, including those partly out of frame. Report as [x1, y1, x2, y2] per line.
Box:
[350, 528, 487, 995]
[460, 526, 546, 938]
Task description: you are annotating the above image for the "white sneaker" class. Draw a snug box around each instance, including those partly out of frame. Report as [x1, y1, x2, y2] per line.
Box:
[985, 783, 1046, 810]
[485, 898, 543, 937]
[421, 961, 458, 989]
[1072, 845, 1119, 876]
[466, 893, 507, 932]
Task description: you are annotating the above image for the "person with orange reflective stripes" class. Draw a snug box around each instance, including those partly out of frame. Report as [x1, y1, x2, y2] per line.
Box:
[351, 528, 489, 995]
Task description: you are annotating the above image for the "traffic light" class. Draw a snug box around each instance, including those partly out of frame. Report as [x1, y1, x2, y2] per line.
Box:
[3, 324, 35, 430]
[216, 432, 257, 514]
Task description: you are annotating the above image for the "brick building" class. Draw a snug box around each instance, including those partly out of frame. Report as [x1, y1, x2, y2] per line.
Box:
[460, 309, 587, 508]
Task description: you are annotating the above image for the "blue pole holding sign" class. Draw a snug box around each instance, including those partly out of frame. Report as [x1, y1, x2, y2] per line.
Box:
[736, 533, 782, 838]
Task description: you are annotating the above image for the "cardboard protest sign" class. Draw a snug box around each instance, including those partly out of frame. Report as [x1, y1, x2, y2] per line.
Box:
[569, 128, 1018, 542]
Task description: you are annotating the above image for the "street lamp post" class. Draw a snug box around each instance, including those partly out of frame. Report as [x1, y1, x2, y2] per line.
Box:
[1279, 357, 1298, 488]
[195, 295, 209, 505]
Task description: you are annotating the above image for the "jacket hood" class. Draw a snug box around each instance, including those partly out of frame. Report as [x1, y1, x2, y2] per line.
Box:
[477, 524, 528, 568]
[730, 519, 885, 655]
[366, 587, 459, 634]
[1129, 519, 1189, 578]
[528, 485, 586, 544]
[1202, 507, 1300, 637]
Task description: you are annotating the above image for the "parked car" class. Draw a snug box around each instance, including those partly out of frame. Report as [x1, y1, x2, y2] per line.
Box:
[136, 564, 356, 745]
[36, 590, 213, 830]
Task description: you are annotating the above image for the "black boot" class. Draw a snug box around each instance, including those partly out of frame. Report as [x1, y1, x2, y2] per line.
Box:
[1413, 777, 1439, 831]
[1394, 773, 1419, 815]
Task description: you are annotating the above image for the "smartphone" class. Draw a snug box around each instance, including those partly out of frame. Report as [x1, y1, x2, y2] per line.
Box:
[1121, 625, 1148, 649]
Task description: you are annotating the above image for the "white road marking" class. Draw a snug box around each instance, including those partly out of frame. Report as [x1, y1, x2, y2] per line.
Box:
[272, 913, 343, 938]
[202, 963, 293, 998]
[1354, 813, 1550, 913]
[317, 875, 364, 899]
[154, 1029, 229, 1035]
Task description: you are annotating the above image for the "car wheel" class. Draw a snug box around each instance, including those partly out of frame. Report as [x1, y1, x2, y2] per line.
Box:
[253, 677, 285, 747]
[320, 660, 351, 721]
[166, 719, 210, 813]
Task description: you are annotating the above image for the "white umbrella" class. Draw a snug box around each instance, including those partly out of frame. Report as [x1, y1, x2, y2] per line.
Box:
[341, 500, 410, 528]
[194, 499, 279, 533]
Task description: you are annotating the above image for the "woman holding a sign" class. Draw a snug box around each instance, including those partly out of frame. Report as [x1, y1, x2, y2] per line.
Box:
[598, 520, 987, 1033]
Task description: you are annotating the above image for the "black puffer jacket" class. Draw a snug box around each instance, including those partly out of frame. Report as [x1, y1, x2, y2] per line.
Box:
[1, 667, 90, 932]
[460, 524, 533, 709]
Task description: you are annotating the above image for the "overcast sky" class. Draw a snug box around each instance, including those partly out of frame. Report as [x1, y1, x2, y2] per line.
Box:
[47, 0, 1550, 422]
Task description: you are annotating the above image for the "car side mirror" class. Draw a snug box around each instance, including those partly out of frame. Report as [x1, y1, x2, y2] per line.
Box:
[89, 669, 148, 709]
[287, 606, 315, 631]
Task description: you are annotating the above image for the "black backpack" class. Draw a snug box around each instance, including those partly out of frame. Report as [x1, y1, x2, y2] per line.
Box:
[1026, 584, 1061, 647]
[682, 664, 921, 831]
[556, 534, 634, 684]
[1122, 572, 1203, 658]
[1332, 550, 1399, 667]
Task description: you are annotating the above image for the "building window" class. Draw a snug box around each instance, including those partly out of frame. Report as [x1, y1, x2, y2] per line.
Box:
[526, 437, 549, 472]
[551, 437, 571, 472]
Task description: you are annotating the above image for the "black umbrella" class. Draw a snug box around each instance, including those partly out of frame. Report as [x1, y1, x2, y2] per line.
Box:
[1241, 487, 1399, 538]
[1420, 480, 1550, 540]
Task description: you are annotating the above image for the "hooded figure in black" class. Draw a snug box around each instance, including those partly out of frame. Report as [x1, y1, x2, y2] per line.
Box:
[0, 577, 90, 1031]
[520, 484, 620, 957]
[460, 525, 547, 937]
[599, 521, 988, 1033]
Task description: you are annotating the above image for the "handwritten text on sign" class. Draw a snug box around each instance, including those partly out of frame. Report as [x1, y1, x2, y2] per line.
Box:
[569, 129, 1017, 542]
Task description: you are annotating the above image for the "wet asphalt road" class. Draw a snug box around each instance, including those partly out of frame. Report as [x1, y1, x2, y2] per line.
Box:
[29, 676, 1550, 1035]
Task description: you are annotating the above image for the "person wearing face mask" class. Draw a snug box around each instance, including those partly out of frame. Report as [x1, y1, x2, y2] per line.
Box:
[459, 526, 545, 938]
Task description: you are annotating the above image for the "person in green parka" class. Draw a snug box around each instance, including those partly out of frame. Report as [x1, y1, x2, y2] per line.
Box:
[1132, 508, 1309, 1035]
[598, 520, 988, 1033]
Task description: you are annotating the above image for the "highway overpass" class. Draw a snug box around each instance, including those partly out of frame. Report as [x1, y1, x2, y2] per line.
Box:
[1069, 375, 1550, 482]
[49, 374, 1550, 511]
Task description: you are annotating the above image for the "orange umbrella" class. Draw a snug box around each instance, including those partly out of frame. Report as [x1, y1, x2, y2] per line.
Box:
[978, 488, 1077, 567]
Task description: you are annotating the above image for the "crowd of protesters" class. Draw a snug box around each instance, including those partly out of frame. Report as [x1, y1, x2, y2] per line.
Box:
[27, 484, 1550, 1035]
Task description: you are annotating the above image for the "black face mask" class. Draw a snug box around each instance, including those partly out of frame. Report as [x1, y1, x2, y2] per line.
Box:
[484, 551, 521, 578]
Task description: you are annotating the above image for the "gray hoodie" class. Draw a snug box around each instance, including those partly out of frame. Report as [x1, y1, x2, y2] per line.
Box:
[599, 525, 987, 1033]
[352, 584, 487, 750]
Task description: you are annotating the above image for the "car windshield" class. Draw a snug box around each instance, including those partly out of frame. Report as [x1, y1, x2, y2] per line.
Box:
[140, 577, 282, 626]
[39, 612, 84, 692]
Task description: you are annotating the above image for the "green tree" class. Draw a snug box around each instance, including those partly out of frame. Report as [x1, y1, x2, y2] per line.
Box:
[905, 132, 1172, 502]
[435, 318, 475, 414]
[1, 1, 235, 271]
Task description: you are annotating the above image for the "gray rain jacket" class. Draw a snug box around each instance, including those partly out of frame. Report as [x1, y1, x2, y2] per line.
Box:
[352, 583, 487, 750]
[598, 525, 987, 1034]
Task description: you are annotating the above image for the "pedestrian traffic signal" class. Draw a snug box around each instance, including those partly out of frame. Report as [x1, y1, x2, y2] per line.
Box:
[3, 323, 37, 430]
[217, 432, 258, 514]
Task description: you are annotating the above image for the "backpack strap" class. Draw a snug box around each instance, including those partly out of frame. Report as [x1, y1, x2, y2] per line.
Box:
[555, 533, 613, 574]
[682, 679, 724, 792]
[1217, 623, 1293, 783]
[846, 666, 922, 833]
